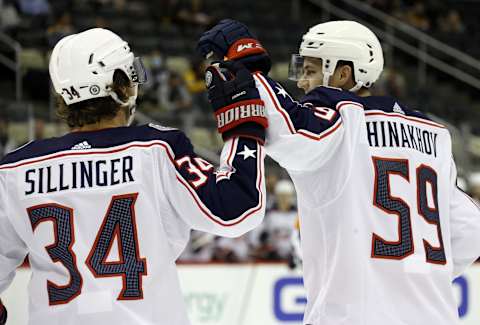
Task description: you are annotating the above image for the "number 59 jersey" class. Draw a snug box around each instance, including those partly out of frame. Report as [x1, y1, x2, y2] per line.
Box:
[0, 125, 266, 325]
[253, 73, 480, 325]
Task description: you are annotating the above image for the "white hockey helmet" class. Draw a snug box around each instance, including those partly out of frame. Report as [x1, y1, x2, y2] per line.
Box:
[49, 28, 147, 108]
[289, 20, 384, 92]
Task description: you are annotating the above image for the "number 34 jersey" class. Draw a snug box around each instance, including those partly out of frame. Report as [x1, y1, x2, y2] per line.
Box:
[253, 72, 480, 325]
[0, 125, 266, 325]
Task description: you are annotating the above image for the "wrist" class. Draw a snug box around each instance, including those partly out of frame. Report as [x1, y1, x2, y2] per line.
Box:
[222, 122, 266, 145]
[236, 54, 271, 75]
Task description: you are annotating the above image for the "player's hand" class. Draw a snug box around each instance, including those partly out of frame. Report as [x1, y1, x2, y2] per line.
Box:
[197, 19, 271, 74]
[205, 60, 268, 144]
[0, 300, 7, 325]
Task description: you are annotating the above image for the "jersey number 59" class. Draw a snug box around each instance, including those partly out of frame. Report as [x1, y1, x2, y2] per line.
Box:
[371, 157, 446, 265]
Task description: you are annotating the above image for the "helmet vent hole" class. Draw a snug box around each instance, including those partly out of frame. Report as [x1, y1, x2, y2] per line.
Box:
[92, 71, 98, 75]
[359, 68, 367, 74]
[99, 61, 105, 67]
[88, 54, 94, 64]
[369, 58, 374, 63]
[369, 50, 373, 56]
[367, 43, 373, 49]
[306, 42, 323, 48]
[316, 32, 324, 35]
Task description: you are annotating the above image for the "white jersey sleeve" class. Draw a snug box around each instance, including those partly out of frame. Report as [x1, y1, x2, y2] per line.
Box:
[255, 73, 363, 171]
[0, 175, 27, 293]
[449, 159, 480, 277]
[253, 72, 367, 203]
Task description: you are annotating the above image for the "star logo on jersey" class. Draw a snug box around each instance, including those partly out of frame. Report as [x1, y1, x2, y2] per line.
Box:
[237, 145, 256, 160]
[276, 86, 293, 101]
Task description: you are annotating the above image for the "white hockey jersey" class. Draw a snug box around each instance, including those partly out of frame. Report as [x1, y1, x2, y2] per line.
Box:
[0, 124, 265, 325]
[253, 72, 480, 325]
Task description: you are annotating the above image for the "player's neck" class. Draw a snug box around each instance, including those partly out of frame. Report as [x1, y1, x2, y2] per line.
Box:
[71, 113, 128, 132]
[356, 88, 371, 97]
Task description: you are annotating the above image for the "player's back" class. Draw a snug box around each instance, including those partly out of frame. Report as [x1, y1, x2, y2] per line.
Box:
[254, 65, 477, 325]
[294, 94, 460, 325]
[362, 98, 461, 325]
[0, 125, 196, 325]
[0, 123, 266, 324]
[249, 78, 459, 324]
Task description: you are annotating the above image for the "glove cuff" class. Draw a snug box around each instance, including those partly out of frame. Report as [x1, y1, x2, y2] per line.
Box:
[226, 38, 271, 74]
[222, 122, 266, 145]
[238, 54, 271, 75]
[226, 38, 267, 60]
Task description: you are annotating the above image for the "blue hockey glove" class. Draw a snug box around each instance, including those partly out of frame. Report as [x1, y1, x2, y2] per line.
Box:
[197, 19, 271, 74]
[205, 60, 268, 143]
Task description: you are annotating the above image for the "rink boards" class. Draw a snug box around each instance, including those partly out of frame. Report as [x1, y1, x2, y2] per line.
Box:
[4, 263, 480, 325]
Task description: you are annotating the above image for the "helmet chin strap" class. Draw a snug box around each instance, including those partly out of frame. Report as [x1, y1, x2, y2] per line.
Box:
[349, 81, 364, 93]
[109, 85, 138, 126]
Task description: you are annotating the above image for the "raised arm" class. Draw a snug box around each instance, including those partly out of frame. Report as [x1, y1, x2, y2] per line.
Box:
[196, 19, 366, 174]
[253, 73, 366, 173]
[163, 60, 267, 238]
[163, 132, 265, 238]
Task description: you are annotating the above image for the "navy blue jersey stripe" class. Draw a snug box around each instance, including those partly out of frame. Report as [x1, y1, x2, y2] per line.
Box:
[256, 73, 346, 138]
[0, 124, 179, 166]
[360, 96, 444, 127]
[1, 134, 265, 225]
[254, 72, 440, 131]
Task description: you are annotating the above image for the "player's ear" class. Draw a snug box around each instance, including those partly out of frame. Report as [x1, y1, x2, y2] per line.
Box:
[335, 64, 353, 88]
[111, 70, 132, 102]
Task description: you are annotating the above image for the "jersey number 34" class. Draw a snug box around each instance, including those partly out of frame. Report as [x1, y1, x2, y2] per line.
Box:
[27, 193, 147, 305]
[371, 157, 446, 265]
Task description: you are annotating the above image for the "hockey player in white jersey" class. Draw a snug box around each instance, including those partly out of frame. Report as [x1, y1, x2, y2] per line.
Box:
[0, 28, 268, 325]
[198, 19, 480, 325]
